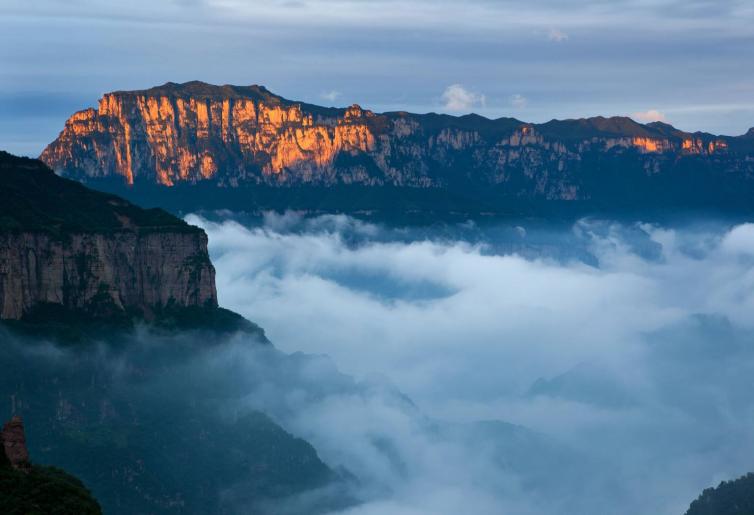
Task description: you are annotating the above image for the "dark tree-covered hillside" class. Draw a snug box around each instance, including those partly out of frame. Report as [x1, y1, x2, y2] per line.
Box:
[685, 473, 754, 515]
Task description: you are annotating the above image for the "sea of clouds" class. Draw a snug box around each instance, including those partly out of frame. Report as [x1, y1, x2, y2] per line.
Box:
[182, 212, 754, 515]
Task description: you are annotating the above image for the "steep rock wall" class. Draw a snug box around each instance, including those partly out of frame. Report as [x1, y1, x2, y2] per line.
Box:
[40, 81, 754, 203]
[0, 231, 216, 320]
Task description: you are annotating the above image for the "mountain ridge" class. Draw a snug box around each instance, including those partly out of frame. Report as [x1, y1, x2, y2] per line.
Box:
[40, 81, 754, 215]
[59, 80, 754, 138]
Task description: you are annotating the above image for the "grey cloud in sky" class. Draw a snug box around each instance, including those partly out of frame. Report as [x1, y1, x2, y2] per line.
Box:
[547, 28, 569, 42]
[1, 0, 754, 155]
[441, 84, 486, 111]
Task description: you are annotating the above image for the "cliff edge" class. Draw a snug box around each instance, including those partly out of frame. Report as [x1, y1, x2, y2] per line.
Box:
[0, 151, 234, 332]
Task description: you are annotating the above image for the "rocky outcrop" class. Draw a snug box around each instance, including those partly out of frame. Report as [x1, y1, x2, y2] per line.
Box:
[0, 151, 217, 322]
[40, 81, 754, 212]
[1, 416, 30, 472]
[0, 415, 103, 513]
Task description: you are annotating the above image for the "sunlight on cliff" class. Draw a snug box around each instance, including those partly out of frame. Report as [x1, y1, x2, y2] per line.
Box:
[39, 87, 745, 190]
[632, 137, 660, 152]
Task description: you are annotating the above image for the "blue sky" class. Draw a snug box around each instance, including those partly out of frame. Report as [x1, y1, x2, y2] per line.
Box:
[2, 0, 754, 156]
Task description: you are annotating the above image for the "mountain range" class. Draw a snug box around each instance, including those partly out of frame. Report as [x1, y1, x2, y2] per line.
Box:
[4, 79, 753, 514]
[1, 144, 749, 513]
[40, 81, 754, 216]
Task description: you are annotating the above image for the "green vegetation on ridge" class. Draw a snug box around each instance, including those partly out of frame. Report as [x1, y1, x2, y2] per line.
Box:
[0, 150, 198, 235]
[685, 473, 754, 515]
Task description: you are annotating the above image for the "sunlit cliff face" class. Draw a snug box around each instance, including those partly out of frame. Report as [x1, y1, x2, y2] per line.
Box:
[42, 91, 379, 186]
[709, 139, 728, 153]
[267, 105, 375, 175]
[632, 137, 661, 153]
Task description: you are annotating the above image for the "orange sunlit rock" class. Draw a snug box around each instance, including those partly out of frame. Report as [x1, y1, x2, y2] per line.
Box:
[708, 140, 728, 154]
[200, 154, 217, 178]
[80, 91, 379, 182]
[633, 137, 660, 152]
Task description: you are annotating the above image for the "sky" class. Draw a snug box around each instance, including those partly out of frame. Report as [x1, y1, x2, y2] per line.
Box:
[2, 0, 754, 156]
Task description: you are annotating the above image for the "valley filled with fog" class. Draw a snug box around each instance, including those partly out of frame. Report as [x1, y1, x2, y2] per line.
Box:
[187, 213, 754, 515]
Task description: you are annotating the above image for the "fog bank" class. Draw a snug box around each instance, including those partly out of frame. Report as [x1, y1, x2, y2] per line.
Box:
[186, 213, 754, 515]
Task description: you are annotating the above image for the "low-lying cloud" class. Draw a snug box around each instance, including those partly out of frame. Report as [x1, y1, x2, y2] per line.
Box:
[180, 213, 754, 515]
[3, 213, 752, 514]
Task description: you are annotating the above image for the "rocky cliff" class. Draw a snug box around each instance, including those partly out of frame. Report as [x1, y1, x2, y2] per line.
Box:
[40, 81, 754, 214]
[0, 151, 217, 322]
[0, 415, 102, 514]
[2, 416, 31, 472]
